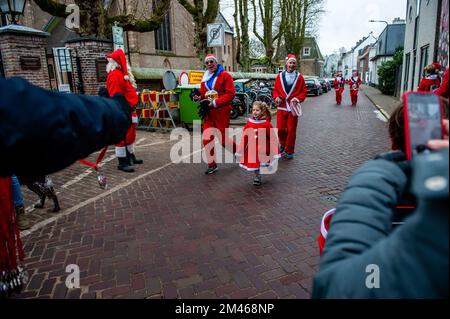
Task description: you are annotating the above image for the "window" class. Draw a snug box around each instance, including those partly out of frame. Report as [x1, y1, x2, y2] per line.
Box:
[228, 45, 231, 54]
[154, 1, 172, 51]
[404, 53, 411, 91]
[0, 13, 7, 27]
[224, 46, 226, 54]
[303, 47, 311, 56]
[419, 45, 429, 76]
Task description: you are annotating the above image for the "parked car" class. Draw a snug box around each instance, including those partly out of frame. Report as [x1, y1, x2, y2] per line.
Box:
[305, 79, 323, 96]
[318, 78, 330, 93]
[326, 78, 335, 88]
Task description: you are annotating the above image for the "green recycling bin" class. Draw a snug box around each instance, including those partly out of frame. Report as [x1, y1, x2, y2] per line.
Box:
[176, 84, 202, 125]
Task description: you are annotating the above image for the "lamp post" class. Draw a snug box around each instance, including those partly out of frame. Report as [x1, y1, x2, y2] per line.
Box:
[369, 19, 389, 27]
[0, 0, 27, 25]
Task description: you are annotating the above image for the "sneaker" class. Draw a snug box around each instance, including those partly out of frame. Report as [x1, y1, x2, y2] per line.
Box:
[253, 174, 262, 186]
[16, 206, 30, 231]
[205, 165, 218, 175]
[285, 153, 295, 159]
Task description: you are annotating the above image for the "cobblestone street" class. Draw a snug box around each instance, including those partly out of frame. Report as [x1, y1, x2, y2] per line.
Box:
[16, 90, 391, 299]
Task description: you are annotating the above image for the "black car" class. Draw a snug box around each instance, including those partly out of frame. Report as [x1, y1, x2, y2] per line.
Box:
[305, 79, 323, 96]
[318, 78, 330, 93]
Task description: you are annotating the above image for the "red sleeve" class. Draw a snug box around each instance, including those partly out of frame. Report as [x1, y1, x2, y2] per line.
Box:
[200, 82, 207, 99]
[417, 78, 428, 92]
[273, 74, 282, 100]
[237, 123, 250, 154]
[215, 72, 235, 108]
[435, 70, 449, 97]
[293, 75, 307, 103]
[106, 71, 125, 97]
[358, 77, 362, 85]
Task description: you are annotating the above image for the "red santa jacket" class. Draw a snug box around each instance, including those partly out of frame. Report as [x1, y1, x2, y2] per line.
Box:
[348, 76, 362, 90]
[200, 67, 235, 110]
[334, 77, 345, 90]
[237, 117, 280, 171]
[418, 74, 441, 92]
[273, 71, 307, 112]
[434, 69, 449, 98]
[106, 69, 139, 107]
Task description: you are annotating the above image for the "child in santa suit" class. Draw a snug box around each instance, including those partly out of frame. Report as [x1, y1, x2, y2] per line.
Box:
[418, 64, 441, 92]
[106, 48, 143, 173]
[348, 70, 362, 106]
[273, 54, 307, 159]
[334, 71, 345, 105]
[237, 102, 280, 186]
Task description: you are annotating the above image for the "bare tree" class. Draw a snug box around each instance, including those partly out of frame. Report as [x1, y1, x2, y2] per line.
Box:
[34, 0, 171, 38]
[280, 0, 324, 60]
[233, 0, 250, 71]
[177, 0, 220, 61]
[250, 0, 282, 71]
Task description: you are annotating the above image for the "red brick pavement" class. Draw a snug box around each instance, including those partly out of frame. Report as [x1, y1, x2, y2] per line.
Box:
[15, 90, 390, 299]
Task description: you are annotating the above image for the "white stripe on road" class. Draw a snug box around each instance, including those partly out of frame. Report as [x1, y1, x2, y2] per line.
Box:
[21, 148, 203, 237]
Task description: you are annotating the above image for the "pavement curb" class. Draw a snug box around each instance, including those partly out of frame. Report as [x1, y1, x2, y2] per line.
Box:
[361, 88, 391, 120]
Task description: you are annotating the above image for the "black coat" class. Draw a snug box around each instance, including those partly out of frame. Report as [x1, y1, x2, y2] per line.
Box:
[0, 77, 131, 177]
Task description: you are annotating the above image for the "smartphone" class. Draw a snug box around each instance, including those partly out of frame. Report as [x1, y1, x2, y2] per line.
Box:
[404, 92, 444, 160]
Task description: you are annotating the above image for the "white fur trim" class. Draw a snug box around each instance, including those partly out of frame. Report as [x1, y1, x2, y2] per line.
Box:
[277, 107, 290, 112]
[212, 100, 217, 108]
[249, 118, 267, 124]
[132, 115, 138, 123]
[320, 208, 336, 239]
[115, 146, 126, 158]
[239, 164, 260, 171]
[124, 75, 130, 81]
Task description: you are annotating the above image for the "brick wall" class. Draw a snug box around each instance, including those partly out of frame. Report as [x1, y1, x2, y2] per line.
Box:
[65, 39, 113, 96]
[0, 33, 50, 89]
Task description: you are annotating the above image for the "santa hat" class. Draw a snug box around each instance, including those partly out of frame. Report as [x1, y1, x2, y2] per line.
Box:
[107, 48, 130, 81]
[285, 54, 297, 64]
[205, 54, 218, 63]
[433, 62, 442, 71]
[318, 208, 335, 255]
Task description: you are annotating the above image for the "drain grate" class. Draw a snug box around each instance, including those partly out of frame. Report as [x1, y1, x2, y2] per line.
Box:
[320, 195, 339, 202]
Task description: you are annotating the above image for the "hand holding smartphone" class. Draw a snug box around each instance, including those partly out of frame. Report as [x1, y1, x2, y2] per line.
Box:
[403, 92, 445, 160]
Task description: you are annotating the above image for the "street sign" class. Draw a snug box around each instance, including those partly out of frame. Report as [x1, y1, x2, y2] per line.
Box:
[207, 23, 224, 47]
[189, 71, 204, 84]
[112, 24, 125, 51]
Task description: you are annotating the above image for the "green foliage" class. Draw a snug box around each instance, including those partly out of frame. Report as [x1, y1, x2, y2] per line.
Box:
[378, 47, 403, 95]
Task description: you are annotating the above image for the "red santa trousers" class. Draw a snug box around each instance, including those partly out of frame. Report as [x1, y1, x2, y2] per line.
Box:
[276, 110, 299, 154]
[202, 107, 236, 167]
[350, 89, 359, 105]
[335, 88, 344, 104]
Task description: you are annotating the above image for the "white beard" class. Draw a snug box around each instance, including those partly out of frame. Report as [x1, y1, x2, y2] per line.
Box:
[106, 59, 120, 74]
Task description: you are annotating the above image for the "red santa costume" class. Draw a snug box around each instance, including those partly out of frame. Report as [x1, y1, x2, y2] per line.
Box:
[0, 177, 26, 295]
[434, 68, 449, 99]
[106, 49, 142, 172]
[272, 54, 307, 157]
[418, 74, 441, 92]
[318, 208, 335, 255]
[334, 73, 345, 105]
[237, 117, 280, 172]
[348, 73, 362, 106]
[200, 54, 236, 170]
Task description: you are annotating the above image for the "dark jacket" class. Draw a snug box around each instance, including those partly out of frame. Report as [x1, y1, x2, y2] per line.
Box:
[0, 77, 131, 177]
[312, 149, 449, 298]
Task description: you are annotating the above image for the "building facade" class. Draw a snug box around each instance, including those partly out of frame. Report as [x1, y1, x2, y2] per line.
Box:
[370, 18, 405, 86]
[401, 0, 442, 93]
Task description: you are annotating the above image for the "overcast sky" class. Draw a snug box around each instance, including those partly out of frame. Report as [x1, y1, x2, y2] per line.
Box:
[219, 0, 407, 56]
[318, 0, 407, 55]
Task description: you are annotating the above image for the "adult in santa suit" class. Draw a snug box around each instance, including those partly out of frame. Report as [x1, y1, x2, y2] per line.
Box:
[272, 54, 307, 159]
[198, 53, 236, 174]
[334, 71, 345, 105]
[348, 70, 362, 106]
[106, 48, 143, 173]
[418, 64, 441, 92]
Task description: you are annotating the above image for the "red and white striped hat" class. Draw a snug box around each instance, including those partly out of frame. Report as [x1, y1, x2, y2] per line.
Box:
[205, 54, 218, 63]
[318, 208, 335, 255]
[285, 54, 297, 64]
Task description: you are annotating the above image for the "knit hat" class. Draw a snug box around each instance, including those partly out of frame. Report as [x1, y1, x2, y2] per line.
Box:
[433, 62, 442, 71]
[107, 48, 130, 81]
[285, 54, 297, 65]
[205, 54, 218, 63]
